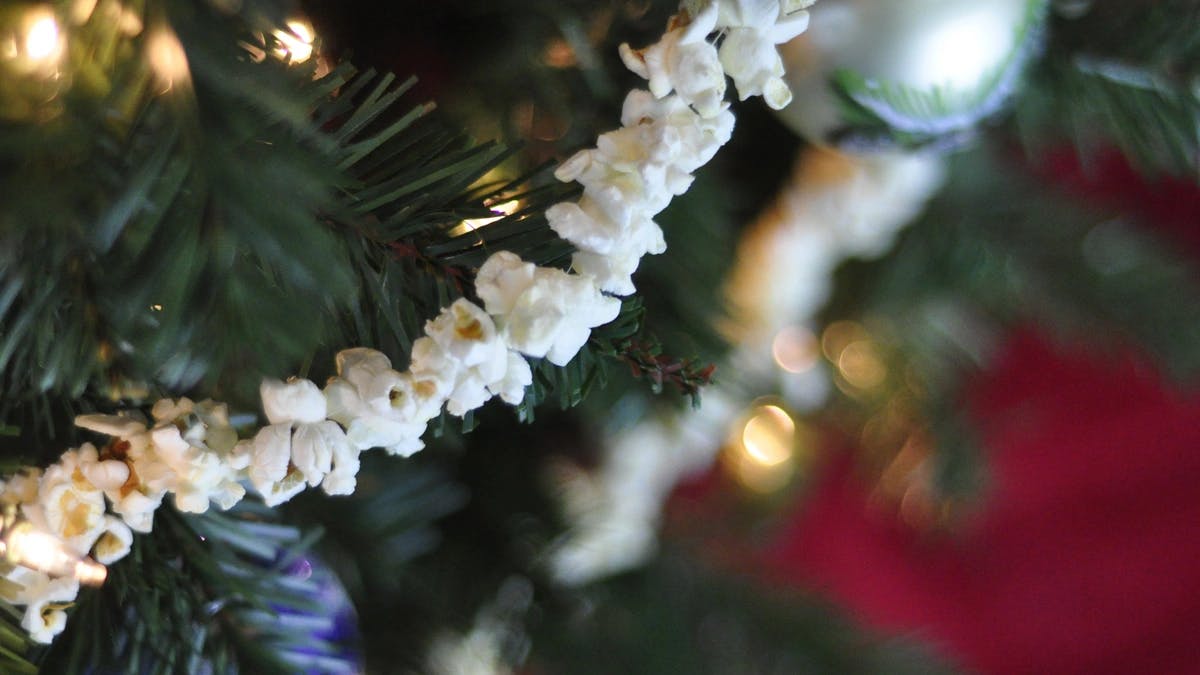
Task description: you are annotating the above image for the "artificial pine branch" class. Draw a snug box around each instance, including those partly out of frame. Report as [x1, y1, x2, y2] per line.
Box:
[532, 551, 957, 674]
[0, 604, 36, 674]
[35, 502, 356, 674]
[1016, 0, 1200, 177]
[611, 337, 717, 407]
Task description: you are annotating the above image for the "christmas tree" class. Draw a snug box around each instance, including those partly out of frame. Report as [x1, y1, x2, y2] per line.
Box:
[1, 0, 1197, 672]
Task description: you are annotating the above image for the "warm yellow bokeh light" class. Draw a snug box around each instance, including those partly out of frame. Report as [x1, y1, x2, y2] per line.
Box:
[147, 28, 189, 89]
[6, 525, 67, 572]
[837, 339, 887, 390]
[3, 523, 107, 586]
[733, 450, 794, 493]
[24, 13, 58, 61]
[73, 559, 107, 586]
[5, 6, 64, 73]
[273, 19, 315, 63]
[820, 320, 865, 363]
[741, 405, 795, 467]
[450, 199, 521, 237]
[723, 404, 810, 494]
[772, 325, 819, 374]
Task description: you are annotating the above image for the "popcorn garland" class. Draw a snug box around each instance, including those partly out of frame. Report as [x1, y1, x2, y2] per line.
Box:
[549, 148, 948, 586]
[0, 0, 813, 644]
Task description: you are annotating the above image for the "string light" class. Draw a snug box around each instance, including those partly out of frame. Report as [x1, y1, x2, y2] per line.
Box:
[449, 200, 521, 237]
[3, 6, 64, 74]
[23, 13, 58, 61]
[724, 403, 811, 494]
[272, 19, 315, 64]
[146, 28, 189, 91]
[741, 405, 794, 466]
[0, 508, 106, 587]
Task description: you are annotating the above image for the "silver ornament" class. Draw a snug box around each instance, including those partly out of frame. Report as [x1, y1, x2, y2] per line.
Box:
[775, 0, 1043, 149]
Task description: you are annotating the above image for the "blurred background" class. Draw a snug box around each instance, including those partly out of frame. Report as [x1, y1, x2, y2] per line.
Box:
[2, 0, 1199, 672]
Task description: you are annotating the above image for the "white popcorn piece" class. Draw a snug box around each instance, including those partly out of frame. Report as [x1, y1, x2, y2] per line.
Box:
[570, 248, 644, 297]
[244, 426, 306, 507]
[476, 252, 621, 366]
[423, 299, 529, 417]
[425, 299, 508, 376]
[4, 568, 79, 644]
[148, 398, 246, 514]
[719, 27, 792, 108]
[473, 253, 537, 317]
[713, 0, 810, 109]
[91, 515, 133, 565]
[31, 447, 108, 555]
[619, 90, 735, 172]
[324, 349, 435, 456]
[619, 2, 725, 117]
[249, 374, 352, 502]
[320, 437, 362, 496]
[73, 415, 169, 533]
[489, 351, 533, 406]
[546, 197, 666, 261]
[261, 377, 328, 426]
[325, 382, 428, 458]
[289, 420, 344, 489]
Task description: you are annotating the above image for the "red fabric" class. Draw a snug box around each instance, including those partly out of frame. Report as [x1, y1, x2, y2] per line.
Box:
[758, 331, 1200, 674]
[753, 152, 1200, 673]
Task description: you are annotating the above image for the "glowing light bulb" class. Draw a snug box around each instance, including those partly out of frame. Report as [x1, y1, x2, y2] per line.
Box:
[741, 405, 795, 467]
[1, 520, 107, 587]
[147, 28, 189, 90]
[273, 19, 315, 64]
[24, 14, 58, 61]
[725, 404, 810, 494]
[450, 200, 521, 237]
[6, 6, 64, 74]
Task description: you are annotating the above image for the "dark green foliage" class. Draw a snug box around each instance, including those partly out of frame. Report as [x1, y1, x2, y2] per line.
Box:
[301, 0, 675, 153]
[0, 0, 621, 455]
[532, 552, 957, 675]
[1016, 0, 1200, 177]
[0, 603, 36, 674]
[285, 419, 566, 673]
[0, 0, 358, 421]
[880, 147, 1200, 379]
[35, 503, 356, 674]
[6, 0, 1200, 671]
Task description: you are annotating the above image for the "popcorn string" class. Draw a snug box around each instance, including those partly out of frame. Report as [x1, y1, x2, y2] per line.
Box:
[0, 0, 813, 644]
